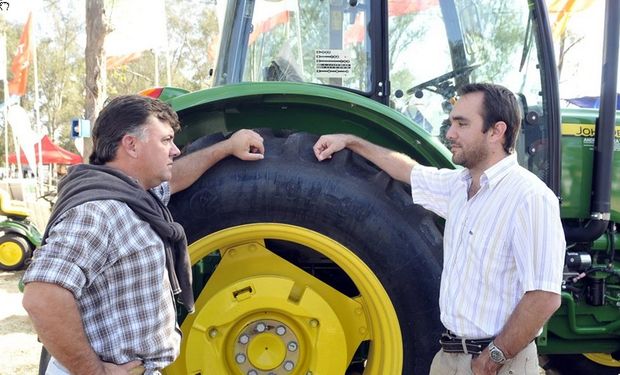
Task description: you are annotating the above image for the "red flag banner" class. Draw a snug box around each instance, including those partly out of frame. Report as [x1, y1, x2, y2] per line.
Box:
[389, 0, 439, 16]
[8, 12, 33, 97]
[249, 10, 290, 45]
[247, 0, 297, 45]
[345, 0, 439, 44]
[345, 13, 366, 45]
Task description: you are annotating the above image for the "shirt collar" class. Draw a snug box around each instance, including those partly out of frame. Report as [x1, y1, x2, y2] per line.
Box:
[457, 153, 519, 189]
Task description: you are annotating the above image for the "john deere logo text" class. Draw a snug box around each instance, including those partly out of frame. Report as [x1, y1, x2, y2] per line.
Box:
[562, 123, 620, 138]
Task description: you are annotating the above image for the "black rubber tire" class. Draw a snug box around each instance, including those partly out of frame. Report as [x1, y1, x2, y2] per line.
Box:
[547, 354, 620, 375]
[0, 233, 32, 271]
[170, 130, 444, 374]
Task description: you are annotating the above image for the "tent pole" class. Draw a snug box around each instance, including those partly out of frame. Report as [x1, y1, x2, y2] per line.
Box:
[32, 10, 43, 192]
[2, 33, 8, 174]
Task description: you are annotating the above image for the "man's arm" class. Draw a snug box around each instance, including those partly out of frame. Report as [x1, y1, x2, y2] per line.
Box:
[22, 282, 142, 375]
[313, 134, 418, 184]
[471, 290, 561, 375]
[169, 129, 265, 194]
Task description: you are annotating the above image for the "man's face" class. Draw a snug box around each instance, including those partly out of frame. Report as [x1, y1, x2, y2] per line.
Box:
[446, 92, 490, 170]
[134, 115, 180, 189]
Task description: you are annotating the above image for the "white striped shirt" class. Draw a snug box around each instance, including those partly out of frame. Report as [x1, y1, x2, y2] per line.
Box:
[410, 154, 565, 338]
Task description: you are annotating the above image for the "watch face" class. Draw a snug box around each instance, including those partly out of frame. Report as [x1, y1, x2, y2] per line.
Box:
[490, 346, 506, 363]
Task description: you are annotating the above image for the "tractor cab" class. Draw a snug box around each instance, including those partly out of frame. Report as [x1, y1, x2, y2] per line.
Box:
[213, 0, 560, 189]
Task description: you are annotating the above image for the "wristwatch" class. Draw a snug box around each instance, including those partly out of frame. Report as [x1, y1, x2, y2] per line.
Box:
[488, 341, 507, 364]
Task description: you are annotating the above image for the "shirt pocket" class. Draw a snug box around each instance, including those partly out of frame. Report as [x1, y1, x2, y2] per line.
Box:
[468, 230, 513, 285]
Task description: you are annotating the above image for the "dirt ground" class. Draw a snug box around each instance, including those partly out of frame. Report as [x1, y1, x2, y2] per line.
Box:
[0, 270, 41, 375]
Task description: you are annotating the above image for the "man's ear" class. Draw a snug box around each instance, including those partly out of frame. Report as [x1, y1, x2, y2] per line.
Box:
[120, 134, 139, 158]
[491, 121, 507, 145]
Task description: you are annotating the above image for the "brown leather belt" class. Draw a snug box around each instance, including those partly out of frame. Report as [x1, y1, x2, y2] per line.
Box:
[439, 331, 493, 355]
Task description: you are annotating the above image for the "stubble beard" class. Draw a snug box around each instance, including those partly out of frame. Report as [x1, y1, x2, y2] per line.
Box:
[452, 144, 488, 170]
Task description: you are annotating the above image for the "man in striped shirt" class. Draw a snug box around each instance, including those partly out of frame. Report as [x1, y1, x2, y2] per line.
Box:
[313, 83, 565, 375]
[22, 95, 265, 375]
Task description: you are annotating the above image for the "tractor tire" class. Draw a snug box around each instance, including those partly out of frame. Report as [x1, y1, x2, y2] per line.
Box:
[167, 130, 444, 375]
[0, 233, 32, 271]
[547, 353, 620, 375]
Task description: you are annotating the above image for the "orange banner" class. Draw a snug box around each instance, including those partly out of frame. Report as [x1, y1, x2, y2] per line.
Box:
[8, 12, 33, 97]
[106, 52, 143, 70]
[548, 0, 596, 38]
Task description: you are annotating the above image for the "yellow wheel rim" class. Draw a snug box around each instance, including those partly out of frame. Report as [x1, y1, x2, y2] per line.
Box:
[0, 239, 24, 267]
[165, 223, 402, 375]
[584, 353, 620, 367]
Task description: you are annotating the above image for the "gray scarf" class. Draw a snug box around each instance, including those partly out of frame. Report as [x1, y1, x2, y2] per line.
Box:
[44, 163, 194, 313]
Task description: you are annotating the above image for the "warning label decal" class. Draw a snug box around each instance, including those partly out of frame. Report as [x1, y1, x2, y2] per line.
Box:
[315, 49, 352, 78]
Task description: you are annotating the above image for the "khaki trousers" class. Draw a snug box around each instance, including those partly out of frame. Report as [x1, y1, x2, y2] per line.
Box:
[429, 341, 539, 374]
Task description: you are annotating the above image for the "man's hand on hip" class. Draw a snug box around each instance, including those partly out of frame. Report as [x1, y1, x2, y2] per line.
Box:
[103, 360, 144, 375]
[471, 349, 502, 375]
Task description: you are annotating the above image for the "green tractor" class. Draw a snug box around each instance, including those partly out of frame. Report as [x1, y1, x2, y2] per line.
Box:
[141, 0, 619, 374]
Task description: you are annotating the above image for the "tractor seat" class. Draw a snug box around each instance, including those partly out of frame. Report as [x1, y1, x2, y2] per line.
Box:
[0, 189, 31, 219]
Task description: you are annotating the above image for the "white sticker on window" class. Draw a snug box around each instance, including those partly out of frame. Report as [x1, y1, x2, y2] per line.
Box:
[315, 49, 352, 78]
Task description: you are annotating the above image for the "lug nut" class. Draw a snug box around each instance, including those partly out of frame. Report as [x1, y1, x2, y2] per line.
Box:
[247, 370, 258, 375]
[287, 341, 298, 352]
[209, 328, 218, 338]
[235, 353, 246, 364]
[276, 325, 286, 336]
[283, 360, 295, 371]
[256, 322, 266, 332]
[239, 334, 249, 344]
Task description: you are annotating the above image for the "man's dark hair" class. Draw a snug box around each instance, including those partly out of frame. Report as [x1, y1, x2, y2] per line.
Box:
[458, 83, 521, 154]
[89, 95, 180, 165]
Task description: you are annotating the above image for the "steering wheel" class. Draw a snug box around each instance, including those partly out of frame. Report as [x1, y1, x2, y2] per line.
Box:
[405, 64, 480, 99]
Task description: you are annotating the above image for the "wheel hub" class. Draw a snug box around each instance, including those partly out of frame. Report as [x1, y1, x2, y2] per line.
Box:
[234, 319, 300, 374]
[0, 241, 23, 267]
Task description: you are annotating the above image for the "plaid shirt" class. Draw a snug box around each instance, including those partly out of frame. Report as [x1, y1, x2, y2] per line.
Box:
[23, 183, 181, 373]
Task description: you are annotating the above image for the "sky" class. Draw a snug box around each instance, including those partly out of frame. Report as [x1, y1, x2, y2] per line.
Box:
[1, 0, 45, 24]
[1, 0, 165, 56]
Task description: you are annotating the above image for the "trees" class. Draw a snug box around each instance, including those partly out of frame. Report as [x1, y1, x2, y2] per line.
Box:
[106, 0, 220, 94]
[37, 0, 85, 153]
[84, 0, 108, 160]
[0, 0, 220, 164]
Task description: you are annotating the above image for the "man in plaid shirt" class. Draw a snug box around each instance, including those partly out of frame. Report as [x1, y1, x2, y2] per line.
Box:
[22, 95, 265, 375]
